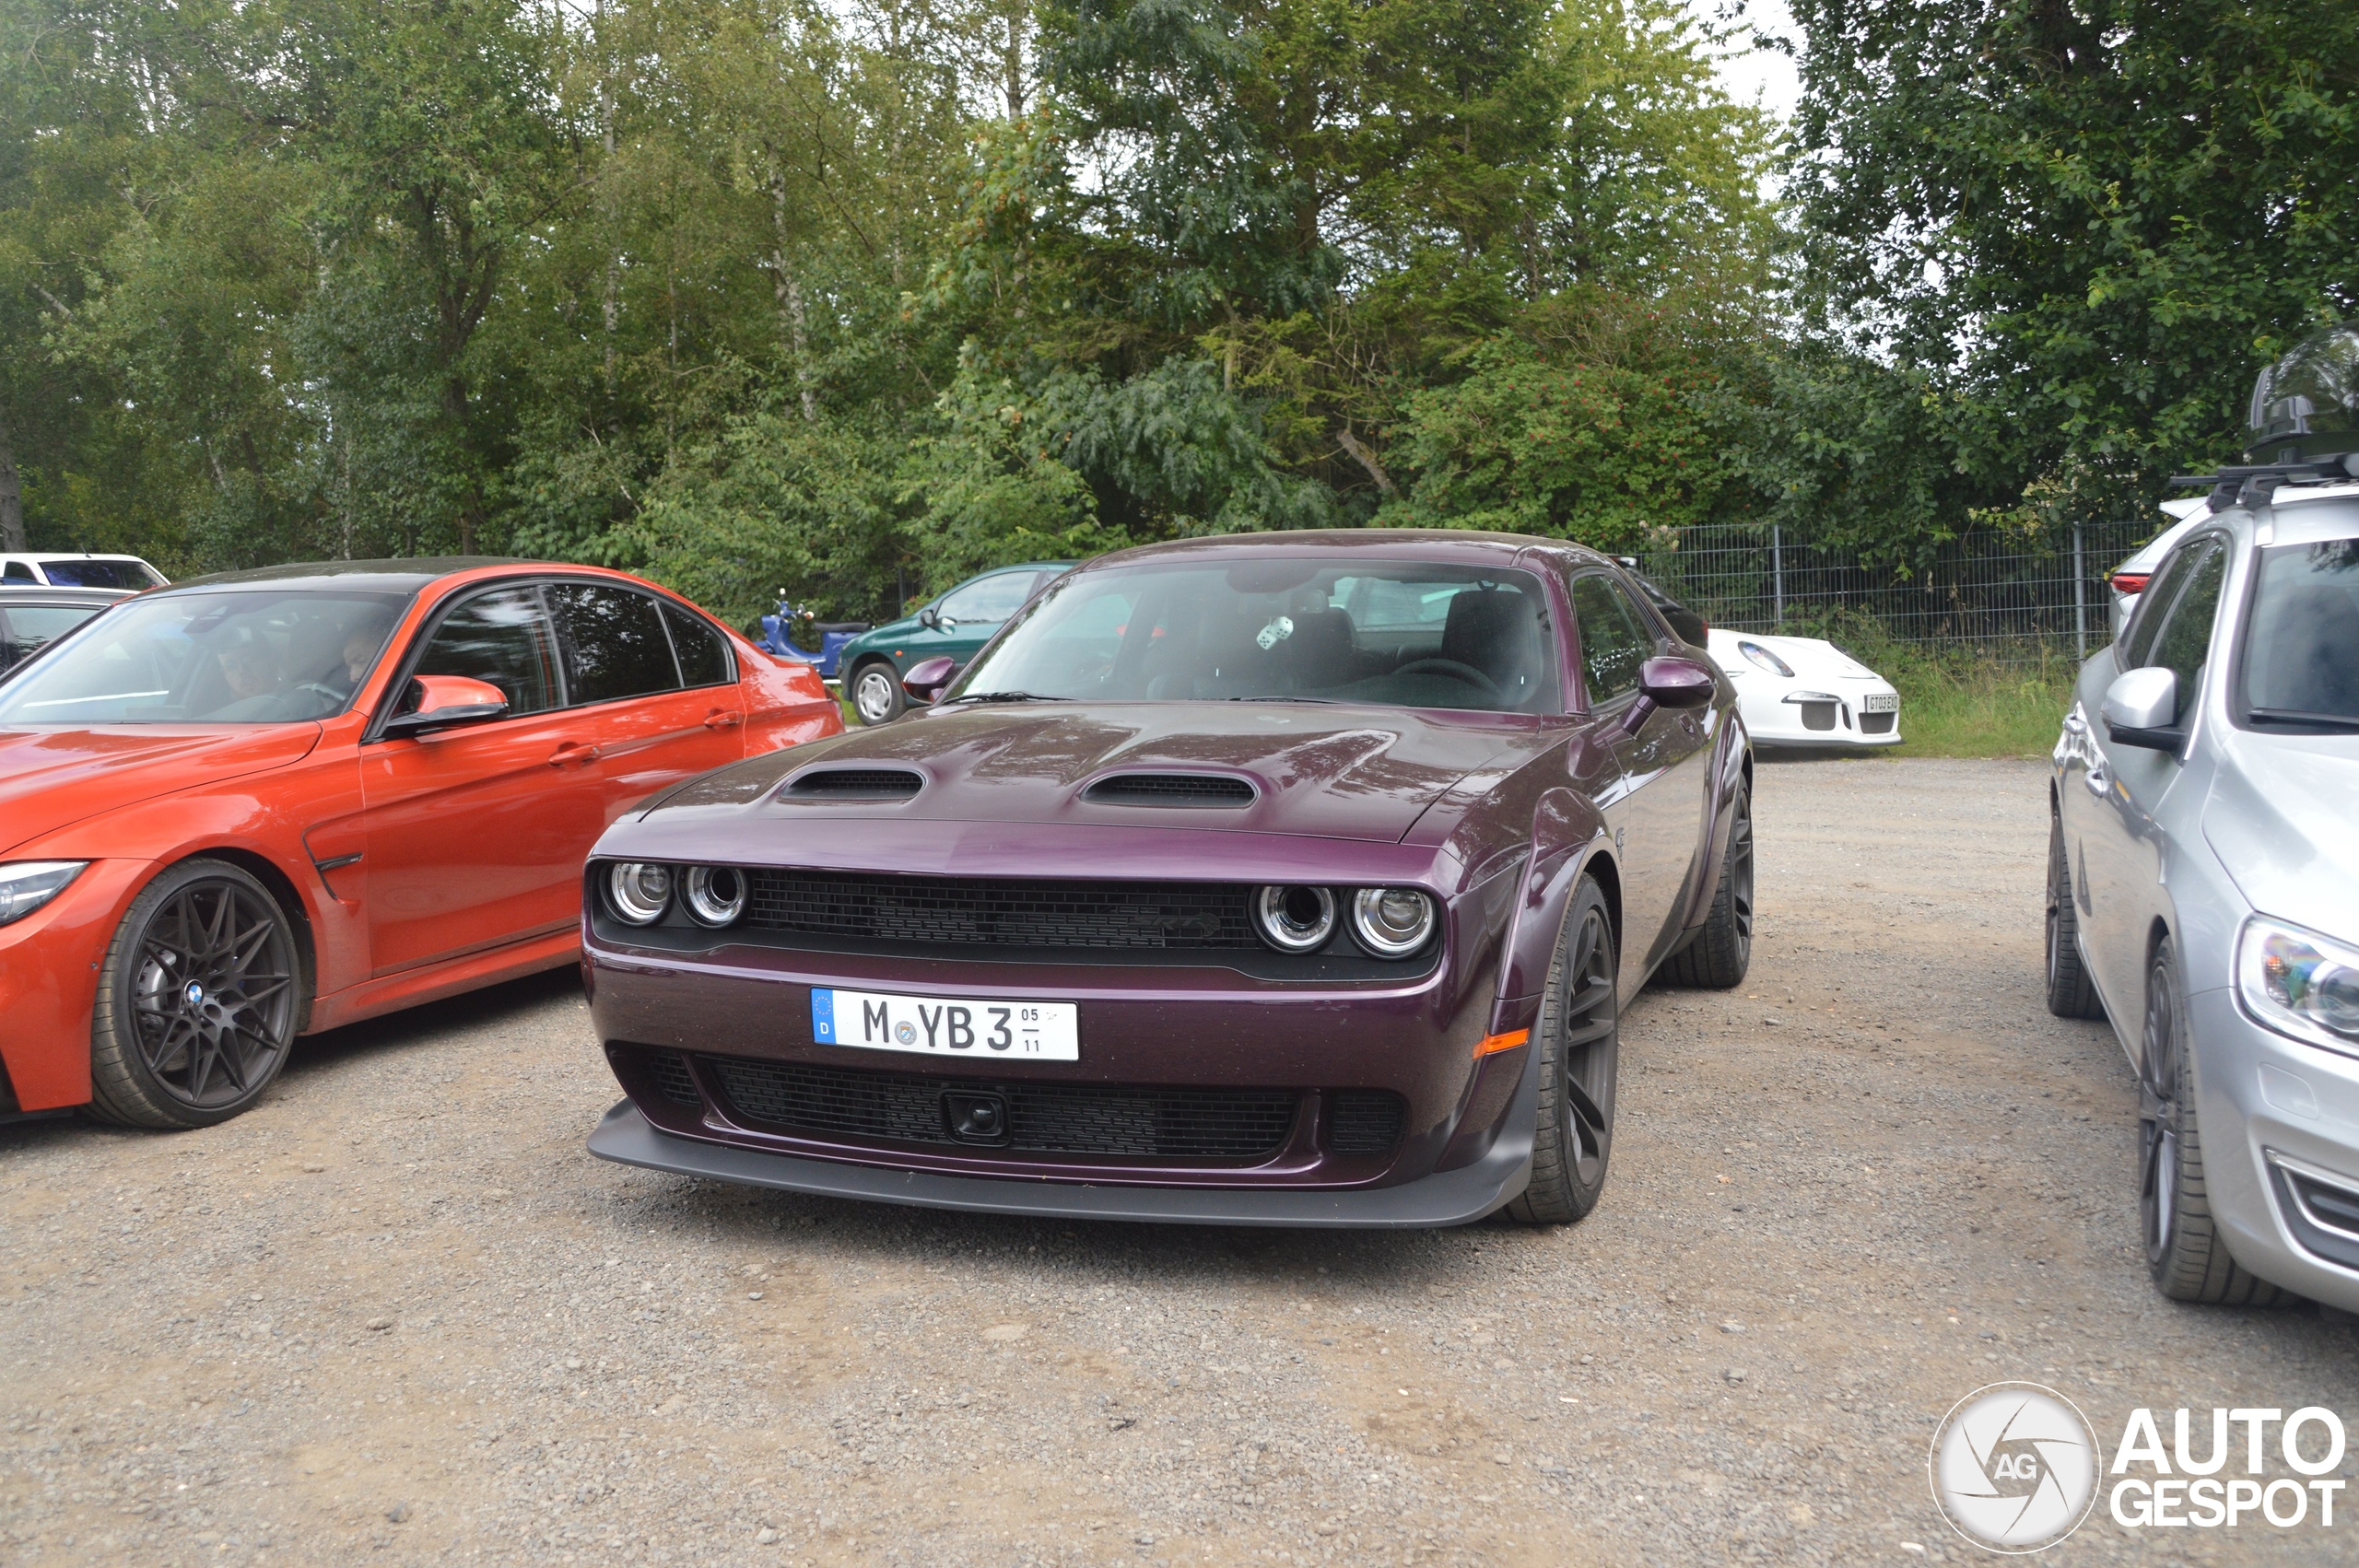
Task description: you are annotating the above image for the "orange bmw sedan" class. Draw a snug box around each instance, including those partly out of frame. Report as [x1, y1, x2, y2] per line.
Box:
[0, 558, 842, 1129]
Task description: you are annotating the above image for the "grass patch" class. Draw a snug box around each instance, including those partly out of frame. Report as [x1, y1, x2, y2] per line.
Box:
[1808, 615, 2082, 758]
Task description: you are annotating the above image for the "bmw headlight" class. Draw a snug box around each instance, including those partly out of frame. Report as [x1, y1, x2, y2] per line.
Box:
[1351, 887, 1436, 957]
[682, 866, 747, 928]
[605, 861, 673, 926]
[1254, 885, 1336, 953]
[2238, 917, 2359, 1056]
[1737, 640, 1794, 677]
[0, 860, 87, 926]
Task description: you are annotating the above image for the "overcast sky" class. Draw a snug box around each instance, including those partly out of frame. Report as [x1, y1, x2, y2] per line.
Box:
[1702, 0, 1801, 125]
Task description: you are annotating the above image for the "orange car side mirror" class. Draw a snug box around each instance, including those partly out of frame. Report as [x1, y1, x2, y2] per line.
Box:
[382, 674, 510, 738]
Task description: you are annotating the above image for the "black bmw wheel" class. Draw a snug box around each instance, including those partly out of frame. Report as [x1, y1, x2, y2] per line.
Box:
[1660, 776, 1752, 989]
[2139, 936, 2281, 1305]
[1507, 875, 1619, 1224]
[86, 860, 304, 1129]
[2043, 802, 2105, 1019]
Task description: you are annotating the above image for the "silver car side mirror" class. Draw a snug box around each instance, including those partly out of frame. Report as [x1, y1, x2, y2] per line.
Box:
[2101, 666, 2183, 752]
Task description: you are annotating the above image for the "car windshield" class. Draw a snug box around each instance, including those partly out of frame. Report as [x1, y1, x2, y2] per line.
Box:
[0, 591, 406, 726]
[0, 603, 105, 673]
[950, 557, 1560, 712]
[38, 558, 165, 590]
[2241, 537, 2359, 727]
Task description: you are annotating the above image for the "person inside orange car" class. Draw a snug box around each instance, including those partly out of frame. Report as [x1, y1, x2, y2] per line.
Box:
[0, 559, 842, 1129]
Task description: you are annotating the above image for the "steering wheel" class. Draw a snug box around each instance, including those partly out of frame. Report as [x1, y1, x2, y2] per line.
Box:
[1393, 658, 1499, 697]
[296, 682, 351, 708]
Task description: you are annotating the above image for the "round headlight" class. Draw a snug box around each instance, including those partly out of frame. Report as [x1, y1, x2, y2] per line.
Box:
[1351, 886, 1436, 957]
[683, 866, 747, 928]
[1738, 640, 1795, 677]
[605, 861, 672, 925]
[1254, 885, 1336, 953]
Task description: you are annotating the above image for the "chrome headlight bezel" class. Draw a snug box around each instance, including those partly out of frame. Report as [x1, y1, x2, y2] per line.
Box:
[682, 865, 747, 928]
[0, 860, 88, 927]
[604, 861, 673, 926]
[1253, 884, 1336, 954]
[1737, 640, 1795, 677]
[2236, 915, 2359, 1059]
[1350, 886, 1437, 958]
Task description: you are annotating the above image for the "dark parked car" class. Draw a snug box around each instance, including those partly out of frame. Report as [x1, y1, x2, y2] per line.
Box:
[581, 531, 1755, 1226]
[837, 562, 1072, 726]
[0, 586, 127, 675]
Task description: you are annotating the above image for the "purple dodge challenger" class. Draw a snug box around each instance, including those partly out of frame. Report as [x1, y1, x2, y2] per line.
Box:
[581, 531, 1755, 1226]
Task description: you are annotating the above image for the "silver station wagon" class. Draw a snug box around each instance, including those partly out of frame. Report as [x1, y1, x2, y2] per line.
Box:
[2048, 436, 2359, 1312]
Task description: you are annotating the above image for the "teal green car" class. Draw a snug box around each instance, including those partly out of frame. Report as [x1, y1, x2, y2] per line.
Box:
[840, 562, 1073, 725]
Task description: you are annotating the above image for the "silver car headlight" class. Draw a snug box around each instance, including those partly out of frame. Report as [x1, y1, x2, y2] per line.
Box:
[1736, 640, 1794, 677]
[0, 860, 87, 926]
[1254, 885, 1336, 953]
[682, 866, 747, 928]
[1351, 887, 1436, 957]
[605, 861, 673, 926]
[2238, 917, 2359, 1056]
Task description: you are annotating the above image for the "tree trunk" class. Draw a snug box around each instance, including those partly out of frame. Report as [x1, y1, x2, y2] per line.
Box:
[0, 402, 23, 553]
[772, 173, 817, 422]
[1002, 2, 1027, 119]
[600, 22, 619, 396]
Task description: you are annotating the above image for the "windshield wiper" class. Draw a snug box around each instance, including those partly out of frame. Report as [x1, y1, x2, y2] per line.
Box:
[945, 690, 1073, 705]
[1226, 695, 1343, 704]
[2248, 707, 2359, 731]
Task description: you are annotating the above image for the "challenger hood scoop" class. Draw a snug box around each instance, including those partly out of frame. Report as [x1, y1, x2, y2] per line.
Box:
[735, 703, 1522, 843]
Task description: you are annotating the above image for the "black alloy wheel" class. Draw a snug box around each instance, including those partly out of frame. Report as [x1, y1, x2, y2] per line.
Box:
[1661, 776, 1753, 988]
[1508, 875, 1619, 1223]
[2138, 936, 2281, 1305]
[86, 860, 304, 1129]
[2043, 803, 2105, 1019]
[851, 661, 905, 726]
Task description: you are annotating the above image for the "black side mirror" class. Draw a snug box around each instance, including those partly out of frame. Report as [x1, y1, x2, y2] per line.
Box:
[916, 606, 940, 631]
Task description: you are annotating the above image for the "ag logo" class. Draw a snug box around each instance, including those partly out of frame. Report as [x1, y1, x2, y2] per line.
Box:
[1930, 1383, 2101, 1552]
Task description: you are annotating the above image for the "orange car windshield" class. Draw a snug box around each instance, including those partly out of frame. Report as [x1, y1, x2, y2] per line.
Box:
[0, 591, 406, 726]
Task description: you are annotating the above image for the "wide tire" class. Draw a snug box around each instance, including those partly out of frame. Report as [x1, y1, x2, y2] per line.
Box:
[85, 860, 304, 1130]
[1659, 777, 1753, 989]
[2044, 803, 2106, 1019]
[850, 661, 905, 726]
[1506, 876, 1619, 1225]
[2140, 936, 2283, 1305]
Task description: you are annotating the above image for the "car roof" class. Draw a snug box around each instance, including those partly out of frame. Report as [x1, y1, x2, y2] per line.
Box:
[0, 586, 128, 604]
[159, 556, 548, 595]
[2, 551, 155, 562]
[1077, 528, 1602, 573]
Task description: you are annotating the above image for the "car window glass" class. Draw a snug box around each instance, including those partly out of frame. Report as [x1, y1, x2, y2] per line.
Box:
[0, 604, 102, 673]
[3, 560, 35, 581]
[2120, 540, 2209, 668]
[2143, 542, 2225, 721]
[0, 591, 405, 724]
[409, 587, 562, 717]
[40, 559, 159, 590]
[937, 572, 1039, 625]
[2240, 536, 2359, 723]
[662, 602, 733, 688]
[548, 582, 681, 705]
[1571, 575, 1651, 704]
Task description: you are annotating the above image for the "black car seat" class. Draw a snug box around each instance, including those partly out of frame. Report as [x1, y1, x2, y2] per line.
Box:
[1440, 588, 1544, 706]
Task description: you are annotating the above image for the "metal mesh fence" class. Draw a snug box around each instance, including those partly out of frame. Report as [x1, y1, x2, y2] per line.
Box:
[1634, 521, 2159, 661]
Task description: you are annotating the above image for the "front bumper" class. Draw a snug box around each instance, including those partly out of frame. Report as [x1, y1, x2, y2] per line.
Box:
[1731, 682, 1901, 749]
[587, 1058, 1537, 1226]
[2189, 986, 2359, 1312]
[0, 858, 153, 1110]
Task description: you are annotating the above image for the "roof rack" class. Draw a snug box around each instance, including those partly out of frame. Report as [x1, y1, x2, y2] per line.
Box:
[2168, 456, 2359, 511]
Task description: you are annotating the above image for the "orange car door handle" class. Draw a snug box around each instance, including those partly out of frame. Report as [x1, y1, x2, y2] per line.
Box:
[548, 742, 602, 766]
[703, 709, 743, 730]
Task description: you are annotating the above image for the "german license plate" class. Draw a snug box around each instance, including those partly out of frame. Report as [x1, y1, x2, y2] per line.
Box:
[1863, 693, 1899, 713]
[810, 988, 1080, 1061]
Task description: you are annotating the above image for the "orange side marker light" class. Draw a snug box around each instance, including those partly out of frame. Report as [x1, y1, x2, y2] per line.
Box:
[1473, 1028, 1530, 1058]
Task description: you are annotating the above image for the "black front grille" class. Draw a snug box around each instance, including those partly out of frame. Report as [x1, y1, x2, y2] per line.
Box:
[651, 1050, 702, 1106]
[1083, 773, 1257, 808]
[1330, 1090, 1407, 1153]
[743, 873, 1258, 950]
[703, 1057, 1297, 1161]
[782, 768, 924, 801]
[1860, 711, 1895, 735]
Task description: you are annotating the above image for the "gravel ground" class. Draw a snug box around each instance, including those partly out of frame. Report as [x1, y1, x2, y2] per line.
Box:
[6, 756, 2355, 1568]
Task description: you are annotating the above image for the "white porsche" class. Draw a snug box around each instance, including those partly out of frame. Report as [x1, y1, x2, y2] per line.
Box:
[1706, 627, 1902, 749]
